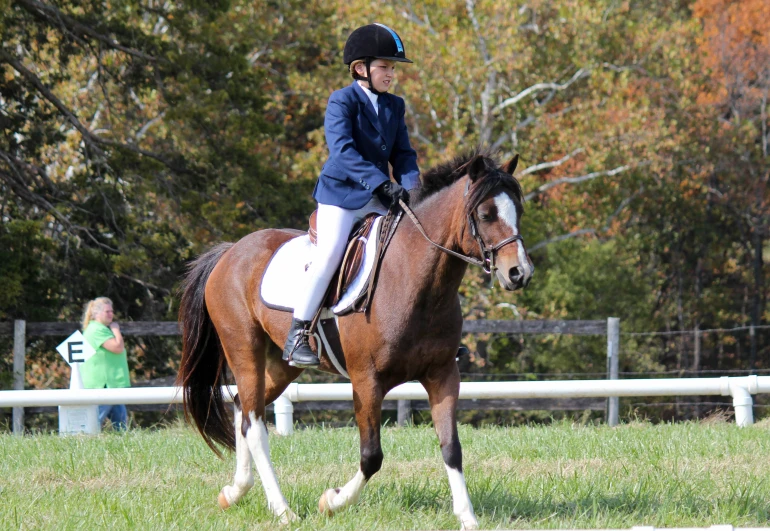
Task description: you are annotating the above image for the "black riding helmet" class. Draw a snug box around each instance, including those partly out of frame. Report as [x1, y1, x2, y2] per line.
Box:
[343, 24, 413, 65]
[343, 24, 413, 94]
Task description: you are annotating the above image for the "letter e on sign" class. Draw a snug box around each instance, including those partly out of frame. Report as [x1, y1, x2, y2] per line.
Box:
[57, 331, 96, 365]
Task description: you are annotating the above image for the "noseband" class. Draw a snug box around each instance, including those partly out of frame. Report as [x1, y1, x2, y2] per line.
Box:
[398, 197, 524, 277]
[467, 212, 524, 275]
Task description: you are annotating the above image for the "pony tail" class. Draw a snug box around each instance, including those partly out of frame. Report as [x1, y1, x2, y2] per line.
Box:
[81, 300, 95, 331]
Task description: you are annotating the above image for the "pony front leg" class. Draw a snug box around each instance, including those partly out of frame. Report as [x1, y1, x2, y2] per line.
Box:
[244, 411, 298, 523]
[319, 385, 383, 514]
[422, 366, 479, 530]
[218, 403, 255, 509]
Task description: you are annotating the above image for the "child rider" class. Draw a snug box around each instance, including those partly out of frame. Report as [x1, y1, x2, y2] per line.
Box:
[282, 23, 420, 367]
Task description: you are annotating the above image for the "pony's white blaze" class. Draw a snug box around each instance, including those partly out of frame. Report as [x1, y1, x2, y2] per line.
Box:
[221, 408, 254, 506]
[444, 465, 478, 530]
[245, 413, 296, 522]
[494, 193, 518, 234]
[493, 193, 533, 278]
[325, 469, 368, 511]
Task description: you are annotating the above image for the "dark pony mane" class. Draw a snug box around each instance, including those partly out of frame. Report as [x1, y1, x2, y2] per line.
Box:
[410, 148, 524, 212]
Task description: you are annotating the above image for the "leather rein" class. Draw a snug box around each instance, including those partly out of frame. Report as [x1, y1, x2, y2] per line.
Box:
[397, 197, 524, 277]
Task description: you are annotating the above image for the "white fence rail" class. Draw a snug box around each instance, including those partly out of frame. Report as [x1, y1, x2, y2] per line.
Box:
[1, 375, 767, 435]
[1, 317, 621, 433]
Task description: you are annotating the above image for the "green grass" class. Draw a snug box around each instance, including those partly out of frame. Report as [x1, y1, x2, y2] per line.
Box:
[1, 419, 770, 530]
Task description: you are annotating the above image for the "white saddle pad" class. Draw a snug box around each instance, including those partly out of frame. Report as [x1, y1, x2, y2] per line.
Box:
[260, 216, 383, 315]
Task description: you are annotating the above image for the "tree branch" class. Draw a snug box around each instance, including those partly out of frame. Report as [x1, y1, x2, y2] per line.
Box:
[0, 50, 108, 157]
[465, 0, 490, 64]
[1, 49, 198, 176]
[524, 162, 640, 201]
[518, 148, 585, 177]
[492, 68, 591, 114]
[528, 188, 642, 252]
[0, 161, 119, 253]
[491, 106, 577, 151]
[115, 272, 171, 294]
[16, 0, 160, 63]
[529, 228, 597, 252]
[133, 111, 166, 140]
[396, 0, 437, 35]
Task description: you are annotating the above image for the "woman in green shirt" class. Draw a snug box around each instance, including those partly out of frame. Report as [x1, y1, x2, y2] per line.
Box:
[81, 297, 130, 430]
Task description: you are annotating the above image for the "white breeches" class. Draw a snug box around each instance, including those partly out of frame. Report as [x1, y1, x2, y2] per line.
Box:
[293, 196, 387, 321]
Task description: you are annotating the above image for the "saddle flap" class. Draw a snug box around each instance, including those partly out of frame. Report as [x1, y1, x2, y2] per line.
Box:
[308, 210, 318, 245]
[327, 213, 380, 307]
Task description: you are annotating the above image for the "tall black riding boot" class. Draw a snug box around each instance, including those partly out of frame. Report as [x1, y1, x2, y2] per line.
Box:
[282, 318, 320, 368]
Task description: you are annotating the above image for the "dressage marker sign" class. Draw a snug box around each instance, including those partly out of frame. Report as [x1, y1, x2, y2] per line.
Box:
[56, 331, 99, 435]
[56, 330, 95, 364]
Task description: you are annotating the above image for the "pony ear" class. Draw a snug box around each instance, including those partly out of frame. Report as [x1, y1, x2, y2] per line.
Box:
[502, 154, 519, 175]
[468, 155, 487, 182]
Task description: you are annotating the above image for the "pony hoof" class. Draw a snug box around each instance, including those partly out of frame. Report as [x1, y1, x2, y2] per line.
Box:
[279, 508, 300, 524]
[218, 489, 231, 510]
[318, 488, 341, 514]
[460, 517, 479, 530]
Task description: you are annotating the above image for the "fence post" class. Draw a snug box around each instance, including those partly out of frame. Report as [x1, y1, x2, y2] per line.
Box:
[606, 317, 620, 427]
[274, 395, 294, 436]
[692, 325, 701, 419]
[13, 319, 26, 435]
[397, 399, 411, 426]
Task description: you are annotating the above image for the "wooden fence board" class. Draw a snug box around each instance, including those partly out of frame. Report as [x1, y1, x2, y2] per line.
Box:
[2, 320, 607, 337]
[462, 319, 606, 335]
[24, 397, 604, 414]
[0, 321, 182, 337]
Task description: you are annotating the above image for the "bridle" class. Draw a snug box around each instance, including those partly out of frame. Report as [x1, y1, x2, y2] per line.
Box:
[466, 207, 525, 275]
[397, 184, 524, 277]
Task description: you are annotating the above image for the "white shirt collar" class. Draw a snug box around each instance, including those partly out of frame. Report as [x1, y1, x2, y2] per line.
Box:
[357, 81, 379, 115]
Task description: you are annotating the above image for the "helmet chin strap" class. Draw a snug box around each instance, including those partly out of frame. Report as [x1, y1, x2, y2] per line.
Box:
[354, 57, 383, 95]
[365, 58, 383, 95]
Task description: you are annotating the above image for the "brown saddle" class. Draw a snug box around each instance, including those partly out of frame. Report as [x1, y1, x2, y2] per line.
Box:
[308, 210, 380, 308]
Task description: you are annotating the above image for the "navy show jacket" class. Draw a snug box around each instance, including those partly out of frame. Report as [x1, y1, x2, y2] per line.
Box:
[313, 81, 420, 209]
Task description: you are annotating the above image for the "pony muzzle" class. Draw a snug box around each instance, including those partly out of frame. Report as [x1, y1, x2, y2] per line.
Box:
[509, 264, 533, 289]
[497, 260, 533, 291]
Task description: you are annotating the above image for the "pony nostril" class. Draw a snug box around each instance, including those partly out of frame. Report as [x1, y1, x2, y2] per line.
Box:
[508, 267, 522, 284]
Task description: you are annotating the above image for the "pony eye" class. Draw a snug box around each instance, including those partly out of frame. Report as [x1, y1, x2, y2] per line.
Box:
[478, 206, 497, 222]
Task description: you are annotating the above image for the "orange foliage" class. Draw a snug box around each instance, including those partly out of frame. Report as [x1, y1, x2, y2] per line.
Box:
[693, 0, 770, 109]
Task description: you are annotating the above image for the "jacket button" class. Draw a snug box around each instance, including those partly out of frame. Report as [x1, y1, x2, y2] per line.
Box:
[381, 145, 386, 150]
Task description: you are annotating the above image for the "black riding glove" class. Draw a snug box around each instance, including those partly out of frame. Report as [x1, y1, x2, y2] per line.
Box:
[375, 181, 409, 207]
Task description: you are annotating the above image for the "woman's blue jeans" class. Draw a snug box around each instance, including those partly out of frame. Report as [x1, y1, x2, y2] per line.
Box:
[98, 404, 128, 430]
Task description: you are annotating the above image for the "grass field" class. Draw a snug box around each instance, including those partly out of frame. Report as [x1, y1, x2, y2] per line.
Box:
[1, 419, 770, 530]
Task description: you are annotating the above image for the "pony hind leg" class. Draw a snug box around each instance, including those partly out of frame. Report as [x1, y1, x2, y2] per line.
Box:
[243, 407, 297, 523]
[319, 381, 384, 515]
[215, 325, 297, 523]
[218, 397, 254, 509]
[421, 364, 479, 530]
